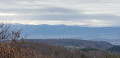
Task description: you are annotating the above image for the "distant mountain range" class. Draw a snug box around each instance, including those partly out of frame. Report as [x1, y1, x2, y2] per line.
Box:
[25, 39, 113, 49]
[14, 24, 120, 44]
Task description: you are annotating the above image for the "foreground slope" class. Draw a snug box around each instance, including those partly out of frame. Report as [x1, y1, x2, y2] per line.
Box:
[23, 41, 119, 58]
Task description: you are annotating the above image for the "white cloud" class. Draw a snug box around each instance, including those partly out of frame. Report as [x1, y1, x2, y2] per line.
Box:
[0, 12, 18, 16]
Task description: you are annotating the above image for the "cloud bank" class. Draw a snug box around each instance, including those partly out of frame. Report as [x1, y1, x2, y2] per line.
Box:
[0, 0, 120, 27]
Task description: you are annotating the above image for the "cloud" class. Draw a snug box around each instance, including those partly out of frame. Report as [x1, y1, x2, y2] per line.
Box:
[0, 0, 120, 27]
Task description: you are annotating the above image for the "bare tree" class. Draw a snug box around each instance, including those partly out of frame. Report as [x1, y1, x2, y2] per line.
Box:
[0, 23, 22, 40]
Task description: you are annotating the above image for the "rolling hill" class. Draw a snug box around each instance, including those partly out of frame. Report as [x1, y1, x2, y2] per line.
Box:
[25, 39, 113, 49]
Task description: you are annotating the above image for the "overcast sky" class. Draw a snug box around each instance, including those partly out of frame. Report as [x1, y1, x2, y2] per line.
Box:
[0, 0, 120, 27]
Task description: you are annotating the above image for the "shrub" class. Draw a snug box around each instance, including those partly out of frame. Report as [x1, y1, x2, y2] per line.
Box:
[0, 23, 36, 58]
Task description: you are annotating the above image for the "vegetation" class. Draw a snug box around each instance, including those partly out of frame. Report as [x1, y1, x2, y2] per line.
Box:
[107, 45, 120, 53]
[80, 48, 98, 52]
[0, 24, 36, 58]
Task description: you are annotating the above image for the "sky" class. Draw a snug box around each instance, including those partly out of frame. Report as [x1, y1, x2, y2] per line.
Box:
[0, 0, 120, 27]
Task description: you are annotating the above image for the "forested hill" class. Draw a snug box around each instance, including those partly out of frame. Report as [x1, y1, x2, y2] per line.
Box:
[25, 39, 113, 49]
